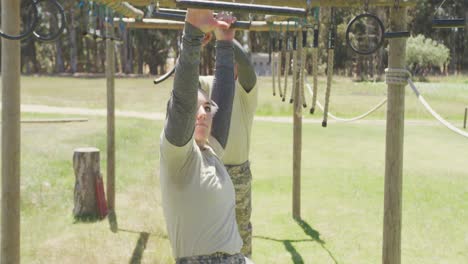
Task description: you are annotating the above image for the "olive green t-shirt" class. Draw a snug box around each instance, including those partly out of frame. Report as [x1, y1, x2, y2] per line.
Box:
[199, 76, 258, 165]
[159, 132, 243, 258]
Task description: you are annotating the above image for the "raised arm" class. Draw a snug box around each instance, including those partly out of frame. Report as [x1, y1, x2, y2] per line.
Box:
[164, 10, 230, 147]
[210, 14, 236, 149]
[233, 39, 257, 93]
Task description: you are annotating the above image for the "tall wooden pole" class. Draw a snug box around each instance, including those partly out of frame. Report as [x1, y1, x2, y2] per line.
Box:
[292, 26, 303, 220]
[382, 6, 407, 264]
[1, 0, 21, 263]
[106, 11, 116, 212]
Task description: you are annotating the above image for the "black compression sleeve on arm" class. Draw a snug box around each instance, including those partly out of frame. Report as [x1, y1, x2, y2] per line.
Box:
[233, 39, 257, 93]
[164, 23, 204, 146]
[211, 40, 235, 149]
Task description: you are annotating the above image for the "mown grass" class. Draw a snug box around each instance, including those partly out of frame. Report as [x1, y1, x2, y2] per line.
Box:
[0, 75, 467, 263]
[7, 74, 468, 122]
[1, 109, 466, 263]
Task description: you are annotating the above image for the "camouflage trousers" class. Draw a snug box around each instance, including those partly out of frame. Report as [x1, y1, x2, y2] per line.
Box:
[176, 252, 248, 264]
[225, 161, 252, 259]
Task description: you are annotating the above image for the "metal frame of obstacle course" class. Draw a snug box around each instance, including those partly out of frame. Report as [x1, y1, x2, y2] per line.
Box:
[1, 1, 417, 264]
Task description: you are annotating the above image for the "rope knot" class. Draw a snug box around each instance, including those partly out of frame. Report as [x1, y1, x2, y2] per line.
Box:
[385, 68, 411, 85]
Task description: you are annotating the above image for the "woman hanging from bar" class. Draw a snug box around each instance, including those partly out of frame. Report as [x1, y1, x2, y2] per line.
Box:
[199, 30, 258, 259]
[159, 7, 254, 264]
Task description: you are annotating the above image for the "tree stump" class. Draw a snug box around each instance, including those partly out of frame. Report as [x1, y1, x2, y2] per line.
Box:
[73, 147, 100, 218]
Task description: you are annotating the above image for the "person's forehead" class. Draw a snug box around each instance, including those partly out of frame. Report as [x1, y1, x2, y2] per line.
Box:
[197, 94, 211, 105]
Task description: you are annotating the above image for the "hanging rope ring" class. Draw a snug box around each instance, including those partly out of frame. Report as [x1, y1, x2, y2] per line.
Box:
[345, 13, 385, 55]
[0, 0, 39, 40]
[32, 0, 67, 42]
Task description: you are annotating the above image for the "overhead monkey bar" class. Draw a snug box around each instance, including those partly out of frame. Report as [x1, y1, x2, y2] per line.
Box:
[175, 0, 306, 17]
[151, 9, 252, 29]
[118, 18, 298, 31]
[126, 0, 417, 8]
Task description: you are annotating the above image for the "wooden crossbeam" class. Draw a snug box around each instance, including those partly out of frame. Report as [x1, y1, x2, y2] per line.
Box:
[126, 0, 417, 8]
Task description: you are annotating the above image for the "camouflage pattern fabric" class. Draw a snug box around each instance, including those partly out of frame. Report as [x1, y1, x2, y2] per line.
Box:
[176, 252, 246, 264]
[225, 161, 252, 258]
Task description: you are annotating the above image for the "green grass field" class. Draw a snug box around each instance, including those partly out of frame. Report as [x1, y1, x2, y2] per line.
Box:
[14, 74, 468, 120]
[1, 75, 467, 263]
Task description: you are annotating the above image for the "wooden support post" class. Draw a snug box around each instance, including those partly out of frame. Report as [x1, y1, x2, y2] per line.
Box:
[382, 6, 407, 264]
[464, 107, 467, 129]
[1, 0, 21, 262]
[73, 148, 101, 217]
[292, 25, 303, 220]
[106, 17, 116, 212]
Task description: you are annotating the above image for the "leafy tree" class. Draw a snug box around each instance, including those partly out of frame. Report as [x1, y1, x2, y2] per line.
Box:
[406, 34, 450, 75]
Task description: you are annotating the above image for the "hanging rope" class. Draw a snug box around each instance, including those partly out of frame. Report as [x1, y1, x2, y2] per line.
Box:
[282, 22, 291, 102]
[306, 82, 387, 122]
[269, 23, 276, 96]
[300, 25, 307, 108]
[310, 23, 320, 114]
[277, 33, 283, 98]
[279, 23, 286, 99]
[289, 25, 298, 104]
[385, 67, 468, 138]
[322, 8, 336, 127]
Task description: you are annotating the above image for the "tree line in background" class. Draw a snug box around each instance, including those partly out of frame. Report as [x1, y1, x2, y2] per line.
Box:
[0, 0, 466, 80]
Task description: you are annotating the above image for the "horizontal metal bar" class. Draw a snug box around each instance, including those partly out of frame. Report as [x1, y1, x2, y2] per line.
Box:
[152, 11, 251, 29]
[175, 0, 306, 17]
[118, 18, 297, 32]
[157, 8, 188, 15]
[432, 19, 466, 28]
[384, 31, 410, 38]
[132, 0, 418, 8]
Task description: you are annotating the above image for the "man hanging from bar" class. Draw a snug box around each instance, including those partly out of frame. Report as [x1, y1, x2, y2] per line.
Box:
[199, 29, 258, 259]
[159, 7, 254, 263]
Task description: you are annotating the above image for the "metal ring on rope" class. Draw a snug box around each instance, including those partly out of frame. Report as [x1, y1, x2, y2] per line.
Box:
[32, 0, 67, 42]
[0, 0, 39, 40]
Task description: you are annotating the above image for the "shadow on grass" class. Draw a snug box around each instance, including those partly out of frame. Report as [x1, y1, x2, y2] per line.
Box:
[129, 232, 150, 264]
[254, 218, 338, 264]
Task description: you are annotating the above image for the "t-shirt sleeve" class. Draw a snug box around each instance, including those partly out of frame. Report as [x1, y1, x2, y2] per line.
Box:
[160, 131, 197, 184]
[208, 135, 224, 160]
[238, 81, 258, 114]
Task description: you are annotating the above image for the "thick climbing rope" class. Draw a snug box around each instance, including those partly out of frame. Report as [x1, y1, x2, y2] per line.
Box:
[277, 37, 283, 98]
[279, 23, 287, 99]
[322, 8, 336, 127]
[270, 25, 276, 96]
[300, 26, 307, 108]
[386, 68, 468, 138]
[289, 26, 298, 104]
[306, 82, 387, 122]
[283, 26, 291, 102]
[310, 23, 319, 114]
